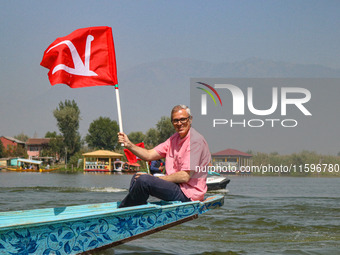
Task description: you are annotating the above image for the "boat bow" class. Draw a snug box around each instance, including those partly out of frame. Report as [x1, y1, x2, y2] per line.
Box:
[0, 195, 224, 255]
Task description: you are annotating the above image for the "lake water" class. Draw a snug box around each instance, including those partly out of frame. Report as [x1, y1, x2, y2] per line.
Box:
[0, 171, 339, 255]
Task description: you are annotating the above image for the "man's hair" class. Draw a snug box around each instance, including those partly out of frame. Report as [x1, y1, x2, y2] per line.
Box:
[171, 105, 192, 119]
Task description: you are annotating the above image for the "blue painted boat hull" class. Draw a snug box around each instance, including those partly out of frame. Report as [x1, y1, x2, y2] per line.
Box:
[0, 195, 224, 254]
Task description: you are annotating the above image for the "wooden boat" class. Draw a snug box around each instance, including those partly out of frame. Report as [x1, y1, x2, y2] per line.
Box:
[83, 150, 124, 173]
[121, 161, 141, 173]
[0, 195, 224, 255]
[6, 159, 59, 172]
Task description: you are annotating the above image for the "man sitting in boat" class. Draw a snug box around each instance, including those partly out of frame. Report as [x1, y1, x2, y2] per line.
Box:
[118, 105, 211, 208]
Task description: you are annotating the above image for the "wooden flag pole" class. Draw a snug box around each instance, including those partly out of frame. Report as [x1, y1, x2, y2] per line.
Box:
[115, 85, 124, 146]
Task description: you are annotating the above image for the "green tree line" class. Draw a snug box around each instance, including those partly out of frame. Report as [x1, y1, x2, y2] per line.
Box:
[39, 100, 175, 169]
[2, 99, 339, 176]
[0, 99, 175, 169]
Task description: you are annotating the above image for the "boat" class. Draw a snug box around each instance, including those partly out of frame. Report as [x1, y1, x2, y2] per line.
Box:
[112, 160, 124, 172]
[0, 195, 224, 255]
[83, 150, 124, 173]
[5, 158, 59, 172]
[206, 172, 230, 191]
[84, 160, 125, 173]
[121, 161, 140, 172]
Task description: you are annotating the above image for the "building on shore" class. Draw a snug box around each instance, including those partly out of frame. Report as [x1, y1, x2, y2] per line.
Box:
[211, 148, 253, 172]
[0, 136, 25, 152]
[26, 138, 51, 158]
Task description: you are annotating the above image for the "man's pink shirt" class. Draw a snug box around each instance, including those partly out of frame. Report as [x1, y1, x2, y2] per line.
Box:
[154, 128, 211, 201]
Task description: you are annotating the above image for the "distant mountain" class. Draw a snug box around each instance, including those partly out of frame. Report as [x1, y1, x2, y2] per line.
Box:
[120, 57, 340, 80]
[117, 57, 340, 119]
[116, 57, 340, 132]
[2, 58, 340, 138]
[220, 58, 340, 77]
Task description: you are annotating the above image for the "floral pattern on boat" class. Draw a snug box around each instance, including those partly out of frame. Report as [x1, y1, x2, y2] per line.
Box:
[0, 203, 201, 255]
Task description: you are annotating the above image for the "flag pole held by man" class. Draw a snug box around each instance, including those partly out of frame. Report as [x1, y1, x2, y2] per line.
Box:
[118, 105, 211, 208]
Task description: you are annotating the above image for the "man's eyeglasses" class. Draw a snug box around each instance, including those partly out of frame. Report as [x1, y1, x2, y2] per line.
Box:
[171, 117, 190, 124]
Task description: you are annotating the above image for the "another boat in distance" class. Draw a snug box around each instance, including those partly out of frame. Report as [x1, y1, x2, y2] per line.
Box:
[0, 195, 224, 255]
[207, 175, 230, 191]
[6, 158, 59, 172]
[84, 160, 125, 172]
[206, 172, 230, 191]
[82, 150, 125, 173]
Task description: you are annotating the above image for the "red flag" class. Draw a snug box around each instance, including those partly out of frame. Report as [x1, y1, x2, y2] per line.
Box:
[40, 26, 118, 88]
[124, 142, 144, 163]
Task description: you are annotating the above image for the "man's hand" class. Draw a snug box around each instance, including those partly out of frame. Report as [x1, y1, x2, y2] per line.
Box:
[118, 132, 131, 148]
[118, 132, 162, 162]
[158, 170, 191, 183]
[134, 172, 149, 179]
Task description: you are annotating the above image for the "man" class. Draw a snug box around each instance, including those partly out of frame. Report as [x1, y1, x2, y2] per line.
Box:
[149, 159, 165, 175]
[118, 105, 211, 208]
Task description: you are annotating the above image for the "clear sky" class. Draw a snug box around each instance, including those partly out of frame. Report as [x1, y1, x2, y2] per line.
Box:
[1, 0, 339, 71]
[1, 0, 340, 154]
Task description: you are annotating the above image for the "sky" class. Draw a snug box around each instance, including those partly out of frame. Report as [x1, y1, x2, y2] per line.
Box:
[1, 0, 340, 154]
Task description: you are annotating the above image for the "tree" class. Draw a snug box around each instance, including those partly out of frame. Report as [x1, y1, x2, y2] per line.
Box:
[68, 151, 84, 169]
[144, 128, 159, 147]
[53, 100, 81, 158]
[42, 131, 64, 160]
[128, 131, 145, 144]
[86, 117, 119, 150]
[45, 131, 58, 138]
[14, 132, 30, 142]
[156, 116, 175, 144]
[4, 144, 27, 158]
[143, 116, 175, 147]
[0, 140, 4, 158]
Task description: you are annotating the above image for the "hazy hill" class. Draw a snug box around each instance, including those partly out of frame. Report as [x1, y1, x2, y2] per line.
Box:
[2, 58, 340, 138]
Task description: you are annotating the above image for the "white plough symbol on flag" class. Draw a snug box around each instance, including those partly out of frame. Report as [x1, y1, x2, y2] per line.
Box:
[47, 35, 98, 77]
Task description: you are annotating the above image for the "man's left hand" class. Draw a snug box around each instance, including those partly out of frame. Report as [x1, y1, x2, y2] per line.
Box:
[134, 172, 150, 179]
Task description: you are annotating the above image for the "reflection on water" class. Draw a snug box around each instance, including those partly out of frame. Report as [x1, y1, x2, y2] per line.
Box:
[0, 172, 339, 255]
